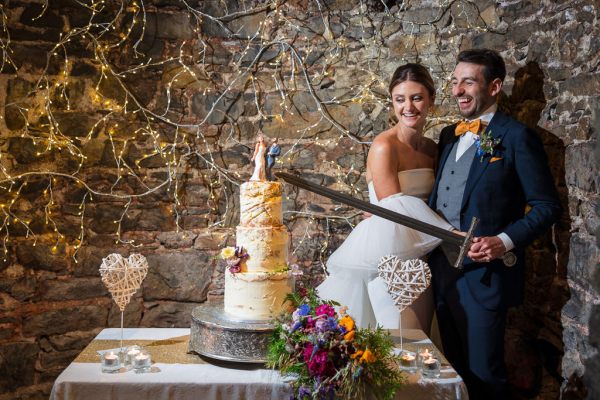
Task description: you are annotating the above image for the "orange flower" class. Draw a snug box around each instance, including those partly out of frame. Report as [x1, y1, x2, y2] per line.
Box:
[360, 349, 376, 364]
[350, 350, 363, 360]
[343, 330, 355, 341]
[339, 315, 355, 332]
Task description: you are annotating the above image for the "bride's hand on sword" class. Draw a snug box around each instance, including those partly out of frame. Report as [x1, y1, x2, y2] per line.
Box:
[468, 236, 506, 263]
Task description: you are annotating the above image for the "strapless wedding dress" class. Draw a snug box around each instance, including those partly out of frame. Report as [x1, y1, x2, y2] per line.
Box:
[316, 168, 453, 331]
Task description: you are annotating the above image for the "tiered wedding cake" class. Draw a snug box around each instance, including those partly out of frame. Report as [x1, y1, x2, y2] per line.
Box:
[224, 180, 294, 320]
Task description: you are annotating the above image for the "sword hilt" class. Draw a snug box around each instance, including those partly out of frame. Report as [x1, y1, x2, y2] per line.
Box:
[453, 217, 479, 270]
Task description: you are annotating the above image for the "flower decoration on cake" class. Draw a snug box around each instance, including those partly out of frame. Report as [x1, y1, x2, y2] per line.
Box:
[220, 246, 249, 274]
[474, 129, 501, 162]
[267, 289, 403, 400]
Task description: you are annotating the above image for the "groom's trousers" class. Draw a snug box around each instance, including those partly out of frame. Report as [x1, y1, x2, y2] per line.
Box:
[429, 248, 510, 400]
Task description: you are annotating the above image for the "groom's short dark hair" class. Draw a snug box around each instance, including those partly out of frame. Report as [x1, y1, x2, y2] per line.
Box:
[457, 49, 506, 84]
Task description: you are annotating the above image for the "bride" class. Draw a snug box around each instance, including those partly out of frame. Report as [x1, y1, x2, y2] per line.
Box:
[317, 64, 454, 333]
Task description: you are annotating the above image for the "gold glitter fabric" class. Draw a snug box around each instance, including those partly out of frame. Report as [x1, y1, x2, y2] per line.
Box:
[75, 335, 206, 364]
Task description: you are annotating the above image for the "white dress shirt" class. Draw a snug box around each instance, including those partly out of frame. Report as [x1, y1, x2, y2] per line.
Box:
[455, 104, 515, 252]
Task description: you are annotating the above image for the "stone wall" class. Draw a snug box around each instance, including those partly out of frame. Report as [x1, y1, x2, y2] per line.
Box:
[0, 0, 597, 399]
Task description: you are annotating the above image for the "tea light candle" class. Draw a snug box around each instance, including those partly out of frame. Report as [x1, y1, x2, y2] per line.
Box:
[101, 351, 121, 373]
[419, 348, 432, 359]
[124, 345, 141, 369]
[421, 356, 441, 378]
[399, 351, 417, 372]
[133, 350, 152, 373]
[417, 347, 433, 368]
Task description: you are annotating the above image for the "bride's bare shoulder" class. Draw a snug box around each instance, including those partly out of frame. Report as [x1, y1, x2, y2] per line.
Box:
[371, 130, 397, 151]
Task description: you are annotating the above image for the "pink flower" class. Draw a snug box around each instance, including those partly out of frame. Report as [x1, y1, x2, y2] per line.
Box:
[315, 304, 335, 318]
[303, 344, 335, 377]
[226, 258, 241, 268]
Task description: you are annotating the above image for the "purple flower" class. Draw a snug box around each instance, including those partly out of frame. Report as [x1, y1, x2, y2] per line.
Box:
[315, 317, 337, 333]
[234, 246, 249, 259]
[297, 304, 310, 316]
[228, 264, 241, 274]
[292, 304, 310, 322]
[290, 321, 303, 333]
[298, 385, 311, 399]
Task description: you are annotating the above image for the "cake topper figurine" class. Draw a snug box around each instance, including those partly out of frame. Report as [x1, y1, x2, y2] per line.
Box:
[266, 138, 281, 181]
[250, 134, 267, 181]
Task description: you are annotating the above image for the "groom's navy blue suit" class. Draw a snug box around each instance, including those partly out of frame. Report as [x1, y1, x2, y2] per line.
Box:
[428, 111, 561, 399]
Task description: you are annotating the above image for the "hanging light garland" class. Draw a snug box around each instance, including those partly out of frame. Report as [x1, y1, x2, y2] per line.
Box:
[0, 0, 492, 267]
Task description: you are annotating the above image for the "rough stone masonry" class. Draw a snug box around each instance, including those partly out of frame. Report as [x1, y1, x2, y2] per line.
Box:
[0, 1, 597, 399]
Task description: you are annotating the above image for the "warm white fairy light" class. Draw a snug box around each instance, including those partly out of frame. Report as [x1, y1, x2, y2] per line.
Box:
[0, 0, 488, 264]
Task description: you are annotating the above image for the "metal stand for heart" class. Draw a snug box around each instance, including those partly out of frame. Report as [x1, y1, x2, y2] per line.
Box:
[377, 256, 431, 351]
[99, 253, 148, 351]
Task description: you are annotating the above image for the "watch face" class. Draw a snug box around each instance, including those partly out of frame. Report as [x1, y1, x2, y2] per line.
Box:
[502, 252, 517, 267]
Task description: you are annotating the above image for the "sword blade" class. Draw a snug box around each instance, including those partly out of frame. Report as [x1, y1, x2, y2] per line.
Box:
[276, 172, 464, 246]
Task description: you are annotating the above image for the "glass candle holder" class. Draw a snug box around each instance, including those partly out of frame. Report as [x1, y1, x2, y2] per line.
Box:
[100, 351, 121, 373]
[399, 350, 417, 373]
[132, 349, 152, 373]
[420, 352, 441, 378]
[124, 345, 142, 370]
[417, 346, 435, 369]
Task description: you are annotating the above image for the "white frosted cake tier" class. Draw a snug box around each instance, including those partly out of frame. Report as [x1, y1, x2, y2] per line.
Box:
[240, 181, 283, 227]
[224, 270, 294, 320]
[237, 225, 289, 273]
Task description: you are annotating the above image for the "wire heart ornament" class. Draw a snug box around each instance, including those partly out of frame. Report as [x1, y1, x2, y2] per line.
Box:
[99, 253, 149, 311]
[377, 256, 431, 313]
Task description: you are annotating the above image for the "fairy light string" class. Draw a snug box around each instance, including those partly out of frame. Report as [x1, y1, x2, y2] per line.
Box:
[0, 1, 491, 265]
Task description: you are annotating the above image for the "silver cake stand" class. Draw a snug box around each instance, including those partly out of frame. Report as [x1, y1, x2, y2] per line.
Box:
[189, 301, 276, 363]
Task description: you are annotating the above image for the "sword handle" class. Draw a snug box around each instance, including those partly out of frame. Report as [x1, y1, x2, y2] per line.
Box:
[454, 217, 479, 270]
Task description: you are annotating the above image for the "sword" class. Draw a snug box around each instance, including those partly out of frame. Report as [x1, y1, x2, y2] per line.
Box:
[276, 172, 478, 270]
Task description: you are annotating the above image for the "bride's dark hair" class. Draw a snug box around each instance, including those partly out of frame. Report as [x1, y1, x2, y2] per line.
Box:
[388, 63, 435, 97]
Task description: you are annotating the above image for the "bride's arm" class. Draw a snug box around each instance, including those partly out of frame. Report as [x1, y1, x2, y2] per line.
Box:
[368, 139, 401, 201]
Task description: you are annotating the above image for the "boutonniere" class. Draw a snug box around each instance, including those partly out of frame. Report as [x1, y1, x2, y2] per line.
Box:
[474, 129, 500, 162]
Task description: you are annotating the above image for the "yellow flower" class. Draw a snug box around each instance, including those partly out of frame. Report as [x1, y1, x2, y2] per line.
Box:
[339, 315, 355, 332]
[220, 247, 236, 259]
[343, 330, 355, 341]
[360, 349, 376, 364]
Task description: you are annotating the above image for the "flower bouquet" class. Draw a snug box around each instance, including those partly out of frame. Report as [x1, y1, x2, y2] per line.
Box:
[267, 289, 403, 400]
[220, 246, 248, 274]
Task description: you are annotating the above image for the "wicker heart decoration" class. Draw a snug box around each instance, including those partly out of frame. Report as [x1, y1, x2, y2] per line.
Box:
[99, 253, 148, 311]
[377, 256, 431, 313]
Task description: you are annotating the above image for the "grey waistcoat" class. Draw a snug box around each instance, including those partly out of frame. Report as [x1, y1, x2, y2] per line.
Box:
[435, 142, 477, 229]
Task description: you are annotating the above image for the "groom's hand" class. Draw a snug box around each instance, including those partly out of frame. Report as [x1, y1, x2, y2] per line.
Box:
[468, 236, 506, 262]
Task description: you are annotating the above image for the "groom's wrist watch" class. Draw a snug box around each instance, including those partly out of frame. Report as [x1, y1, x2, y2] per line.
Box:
[502, 251, 517, 267]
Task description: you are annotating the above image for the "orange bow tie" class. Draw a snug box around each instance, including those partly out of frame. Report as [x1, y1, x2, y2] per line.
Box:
[455, 119, 484, 136]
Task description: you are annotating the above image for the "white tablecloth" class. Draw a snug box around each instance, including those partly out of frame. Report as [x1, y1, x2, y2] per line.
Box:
[50, 328, 468, 400]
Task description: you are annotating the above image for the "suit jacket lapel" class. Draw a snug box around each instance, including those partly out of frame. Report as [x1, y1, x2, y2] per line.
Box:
[460, 111, 510, 210]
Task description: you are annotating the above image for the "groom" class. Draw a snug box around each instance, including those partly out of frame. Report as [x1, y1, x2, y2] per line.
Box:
[428, 49, 561, 399]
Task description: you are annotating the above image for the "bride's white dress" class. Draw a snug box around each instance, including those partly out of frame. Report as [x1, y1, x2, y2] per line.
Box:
[250, 144, 267, 181]
[316, 168, 453, 331]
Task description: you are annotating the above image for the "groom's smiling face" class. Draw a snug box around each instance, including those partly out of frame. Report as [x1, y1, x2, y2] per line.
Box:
[451, 62, 500, 119]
